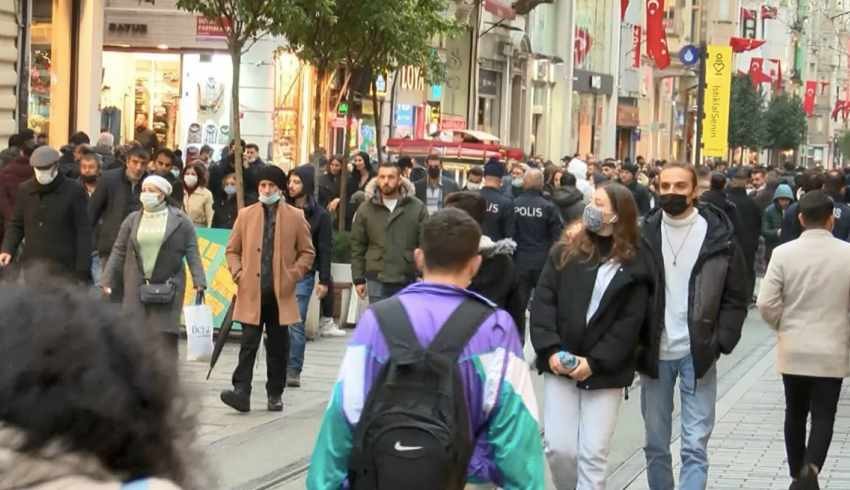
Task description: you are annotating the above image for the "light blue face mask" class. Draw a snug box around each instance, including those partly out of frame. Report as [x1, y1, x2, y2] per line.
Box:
[582, 205, 617, 233]
[259, 191, 281, 205]
[224, 184, 237, 196]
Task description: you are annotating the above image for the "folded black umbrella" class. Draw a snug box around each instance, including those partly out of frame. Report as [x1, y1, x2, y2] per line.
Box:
[206, 295, 236, 380]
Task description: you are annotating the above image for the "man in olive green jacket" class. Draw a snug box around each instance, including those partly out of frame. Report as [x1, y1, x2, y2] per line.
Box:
[351, 161, 428, 304]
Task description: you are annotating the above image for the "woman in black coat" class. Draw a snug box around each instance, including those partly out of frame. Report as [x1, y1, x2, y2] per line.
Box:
[530, 182, 649, 490]
[344, 152, 375, 229]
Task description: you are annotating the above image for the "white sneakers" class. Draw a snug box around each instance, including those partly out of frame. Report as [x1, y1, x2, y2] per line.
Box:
[319, 317, 347, 337]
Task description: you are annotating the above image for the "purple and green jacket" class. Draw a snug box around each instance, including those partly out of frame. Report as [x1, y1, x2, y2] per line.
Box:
[307, 282, 544, 489]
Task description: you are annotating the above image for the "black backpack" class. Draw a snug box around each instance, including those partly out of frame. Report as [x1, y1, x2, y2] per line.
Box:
[348, 297, 494, 490]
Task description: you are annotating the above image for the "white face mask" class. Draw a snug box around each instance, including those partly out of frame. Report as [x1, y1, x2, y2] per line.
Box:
[184, 174, 198, 189]
[466, 182, 482, 191]
[34, 166, 58, 185]
[140, 192, 163, 210]
[258, 192, 281, 205]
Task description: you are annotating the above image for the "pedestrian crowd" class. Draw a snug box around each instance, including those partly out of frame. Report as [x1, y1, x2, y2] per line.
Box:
[0, 126, 847, 490]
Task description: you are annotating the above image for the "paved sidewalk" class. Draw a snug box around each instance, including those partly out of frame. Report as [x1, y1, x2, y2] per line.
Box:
[180, 333, 348, 489]
[620, 346, 850, 490]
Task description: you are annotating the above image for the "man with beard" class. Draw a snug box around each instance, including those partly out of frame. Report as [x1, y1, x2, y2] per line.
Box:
[133, 114, 158, 153]
[414, 151, 459, 215]
[640, 163, 749, 490]
[151, 148, 183, 205]
[352, 161, 428, 304]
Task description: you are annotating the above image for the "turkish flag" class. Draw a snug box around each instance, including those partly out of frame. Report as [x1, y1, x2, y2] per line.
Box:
[843, 101, 850, 120]
[574, 27, 592, 66]
[646, 0, 670, 70]
[741, 7, 756, 20]
[804, 81, 817, 117]
[632, 25, 642, 68]
[769, 58, 782, 92]
[832, 100, 845, 120]
[761, 5, 778, 19]
[730, 37, 766, 53]
[748, 58, 771, 87]
[621, 0, 629, 20]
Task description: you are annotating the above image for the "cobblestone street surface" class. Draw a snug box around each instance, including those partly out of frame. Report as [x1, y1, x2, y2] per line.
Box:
[185, 317, 850, 489]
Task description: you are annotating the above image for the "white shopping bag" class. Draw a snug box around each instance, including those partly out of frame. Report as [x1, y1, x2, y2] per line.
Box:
[184, 302, 214, 362]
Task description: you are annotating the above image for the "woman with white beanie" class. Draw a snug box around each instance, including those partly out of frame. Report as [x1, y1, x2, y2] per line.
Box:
[102, 175, 207, 361]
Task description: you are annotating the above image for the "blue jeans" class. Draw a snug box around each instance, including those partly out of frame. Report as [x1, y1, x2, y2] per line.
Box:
[641, 355, 717, 490]
[366, 280, 409, 305]
[91, 253, 102, 289]
[287, 273, 315, 375]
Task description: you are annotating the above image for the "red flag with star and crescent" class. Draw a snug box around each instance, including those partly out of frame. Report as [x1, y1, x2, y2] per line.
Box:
[730, 37, 766, 53]
[748, 58, 772, 87]
[646, 0, 670, 70]
[803, 81, 817, 117]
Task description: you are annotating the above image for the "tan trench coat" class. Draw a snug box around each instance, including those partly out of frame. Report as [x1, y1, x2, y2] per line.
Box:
[226, 202, 315, 326]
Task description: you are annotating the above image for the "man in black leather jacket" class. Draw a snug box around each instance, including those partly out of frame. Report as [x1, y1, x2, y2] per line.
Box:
[638, 163, 749, 490]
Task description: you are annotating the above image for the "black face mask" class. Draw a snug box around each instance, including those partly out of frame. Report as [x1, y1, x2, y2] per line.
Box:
[659, 193, 690, 216]
[81, 174, 98, 184]
[427, 166, 440, 179]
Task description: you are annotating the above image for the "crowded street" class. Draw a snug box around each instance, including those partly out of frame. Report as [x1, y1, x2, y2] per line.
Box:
[3, 1, 850, 490]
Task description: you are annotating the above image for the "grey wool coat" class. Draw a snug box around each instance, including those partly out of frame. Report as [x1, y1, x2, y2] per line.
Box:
[102, 206, 207, 333]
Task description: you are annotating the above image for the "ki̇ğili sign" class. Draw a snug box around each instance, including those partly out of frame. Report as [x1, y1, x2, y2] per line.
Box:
[702, 45, 733, 158]
[184, 228, 240, 331]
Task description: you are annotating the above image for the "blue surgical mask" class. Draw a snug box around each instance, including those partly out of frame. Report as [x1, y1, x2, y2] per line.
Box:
[259, 191, 281, 205]
[171, 168, 181, 178]
[582, 205, 617, 233]
[224, 184, 237, 196]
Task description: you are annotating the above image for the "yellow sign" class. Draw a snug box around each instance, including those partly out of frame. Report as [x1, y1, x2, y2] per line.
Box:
[702, 45, 733, 158]
[184, 228, 238, 329]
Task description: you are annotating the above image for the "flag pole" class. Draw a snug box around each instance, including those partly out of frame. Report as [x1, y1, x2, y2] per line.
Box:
[696, 41, 707, 167]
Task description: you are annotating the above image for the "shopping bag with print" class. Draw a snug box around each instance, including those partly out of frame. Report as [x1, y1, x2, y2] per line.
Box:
[184, 291, 214, 362]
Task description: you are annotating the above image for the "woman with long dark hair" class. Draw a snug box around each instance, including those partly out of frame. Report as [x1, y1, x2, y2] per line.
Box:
[530, 182, 649, 490]
[345, 152, 375, 229]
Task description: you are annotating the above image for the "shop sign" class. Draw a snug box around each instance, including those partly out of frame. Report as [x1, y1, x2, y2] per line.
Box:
[440, 114, 466, 131]
[395, 104, 414, 128]
[196, 17, 228, 39]
[330, 117, 347, 129]
[398, 66, 426, 92]
[338, 102, 349, 115]
[479, 70, 500, 96]
[183, 228, 238, 331]
[427, 102, 441, 126]
[108, 23, 148, 35]
[375, 75, 387, 97]
[617, 104, 639, 127]
[702, 45, 732, 158]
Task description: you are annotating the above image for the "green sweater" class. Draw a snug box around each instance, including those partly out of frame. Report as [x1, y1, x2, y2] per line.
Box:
[137, 206, 168, 279]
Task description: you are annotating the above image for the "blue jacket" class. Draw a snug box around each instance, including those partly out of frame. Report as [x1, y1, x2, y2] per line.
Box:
[779, 201, 850, 244]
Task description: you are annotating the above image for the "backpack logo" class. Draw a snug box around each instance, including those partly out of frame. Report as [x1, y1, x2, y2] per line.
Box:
[394, 441, 423, 452]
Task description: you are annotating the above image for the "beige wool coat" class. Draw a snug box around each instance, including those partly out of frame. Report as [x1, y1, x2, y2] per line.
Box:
[226, 201, 315, 326]
[757, 229, 850, 378]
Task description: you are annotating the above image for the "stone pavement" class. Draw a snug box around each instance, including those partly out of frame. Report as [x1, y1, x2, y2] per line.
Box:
[617, 344, 850, 490]
[180, 333, 349, 489]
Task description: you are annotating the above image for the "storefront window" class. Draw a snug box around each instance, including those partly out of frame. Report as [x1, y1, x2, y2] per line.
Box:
[102, 52, 181, 148]
[571, 91, 605, 156]
[273, 52, 303, 169]
[180, 54, 233, 156]
[28, 0, 55, 136]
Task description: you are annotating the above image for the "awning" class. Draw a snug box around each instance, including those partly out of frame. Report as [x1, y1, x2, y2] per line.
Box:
[484, 0, 516, 20]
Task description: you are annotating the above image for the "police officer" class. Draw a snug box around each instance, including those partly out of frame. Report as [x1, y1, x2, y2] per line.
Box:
[480, 158, 515, 241]
[512, 168, 562, 336]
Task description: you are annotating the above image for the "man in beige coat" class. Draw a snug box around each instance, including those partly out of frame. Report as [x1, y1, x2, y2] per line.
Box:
[757, 190, 850, 490]
[221, 165, 315, 413]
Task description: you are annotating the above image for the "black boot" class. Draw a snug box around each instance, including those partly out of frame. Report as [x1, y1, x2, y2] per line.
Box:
[798, 464, 820, 490]
[221, 388, 251, 413]
[268, 394, 283, 412]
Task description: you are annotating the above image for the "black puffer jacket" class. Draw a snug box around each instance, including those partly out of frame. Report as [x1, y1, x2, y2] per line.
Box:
[531, 240, 651, 390]
[468, 237, 524, 333]
[88, 168, 145, 257]
[551, 186, 585, 224]
[639, 204, 750, 380]
[290, 165, 332, 285]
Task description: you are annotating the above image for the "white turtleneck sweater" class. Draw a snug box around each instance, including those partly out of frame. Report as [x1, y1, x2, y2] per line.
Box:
[660, 207, 708, 361]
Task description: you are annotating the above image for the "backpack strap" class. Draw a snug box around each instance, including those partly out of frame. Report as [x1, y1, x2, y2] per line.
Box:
[428, 298, 494, 361]
[370, 298, 423, 364]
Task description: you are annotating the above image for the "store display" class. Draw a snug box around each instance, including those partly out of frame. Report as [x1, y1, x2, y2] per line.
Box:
[187, 123, 202, 144]
[218, 125, 230, 145]
[198, 77, 225, 114]
[203, 122, 218, 145]
[101, 106, 122, 142]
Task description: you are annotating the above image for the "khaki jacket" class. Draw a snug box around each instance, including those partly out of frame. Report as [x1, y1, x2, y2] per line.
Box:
[226, 202, 315, 326]
[758, 229, 850, 378]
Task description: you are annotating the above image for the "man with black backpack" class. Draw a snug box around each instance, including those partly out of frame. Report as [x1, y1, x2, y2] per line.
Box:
[307, 208, 544, 490]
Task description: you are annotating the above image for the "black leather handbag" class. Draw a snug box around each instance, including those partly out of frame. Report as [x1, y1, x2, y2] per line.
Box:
[133, 238, 176, 305]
